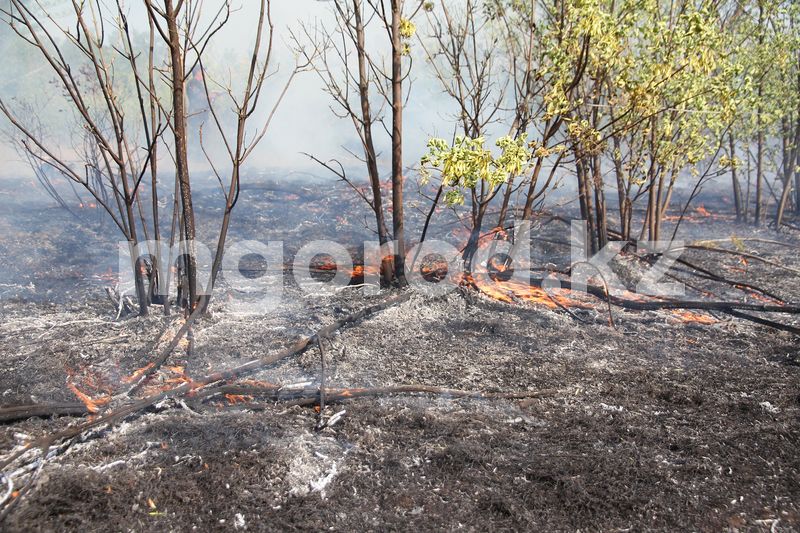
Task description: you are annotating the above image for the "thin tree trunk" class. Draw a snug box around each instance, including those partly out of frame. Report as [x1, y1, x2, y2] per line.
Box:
[754, 3, 764, 226]
[646, 167, 657, 242]
[165, 0, 197, 309]
[795, 163, 800, 214]
[611, 133, 629, 239]
[390, 0, 406, 284]
[497, 179, 515, 228]
[744, 142, 752, 223]
[354, 0, 392, 286]
[730, 133, 743, 221]
[755, 120, 764, 226]
[592, 154, 608, 249]
[576, 157, 597, 253]
[776, 116, 800, 226]
[521, 157, 545, 221]
[148, 14, 163, 305]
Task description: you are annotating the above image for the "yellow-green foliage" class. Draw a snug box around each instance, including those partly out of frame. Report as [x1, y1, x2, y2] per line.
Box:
[420, 136, 533, 206]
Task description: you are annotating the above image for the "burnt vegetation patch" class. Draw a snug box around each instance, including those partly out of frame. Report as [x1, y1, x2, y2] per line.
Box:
[1, 0, 800, 530]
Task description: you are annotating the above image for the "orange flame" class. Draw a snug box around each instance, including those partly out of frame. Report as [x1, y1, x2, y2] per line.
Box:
[121, 363, 155, 384]
[224, 394, 254, 405]
[67, 382, 110, 413]
[670, 310, 718, 325]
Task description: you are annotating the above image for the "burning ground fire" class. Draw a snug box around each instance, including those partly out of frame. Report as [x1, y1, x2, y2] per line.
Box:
[61, 219, 758, 418]
[66, 382, 110, 413]
[65, 367, 112, 413]
[305, 226, 742, 324]
[65, 362, 283, 413]
[670, 310, 719, 325]
[663, 204, 726, 222]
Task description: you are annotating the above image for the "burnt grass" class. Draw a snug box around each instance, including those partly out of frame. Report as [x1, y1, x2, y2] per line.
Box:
[0, 180, 799, 531]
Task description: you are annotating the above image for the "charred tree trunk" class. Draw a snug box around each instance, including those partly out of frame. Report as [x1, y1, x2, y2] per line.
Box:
[462, 202, 490, 271]
[354, 0, 393, 284]
[356, 3, 389, 247]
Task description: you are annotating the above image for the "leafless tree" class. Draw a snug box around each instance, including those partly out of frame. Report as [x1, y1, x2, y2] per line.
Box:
[1, 0, 299, 316]
[299, 0, 425, 284]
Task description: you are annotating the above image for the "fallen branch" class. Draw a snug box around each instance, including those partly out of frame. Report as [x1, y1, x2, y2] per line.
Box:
[722, 309, 800, 336]
[522, 277, 800, 315]
[678, 244, 800, 276]
[0, 403, 89, 423]
[187, 383, 560, 406]
[673, 257, 785, 303]
[123, 314, 194, 397]
[0, 380, 559, 426]
[0, 292, 414, 471]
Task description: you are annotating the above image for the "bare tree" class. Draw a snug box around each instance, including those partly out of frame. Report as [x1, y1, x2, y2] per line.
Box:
[0, 0, 167, 315]
[1, 0, 297, 316]
[299, 0, 425, 284]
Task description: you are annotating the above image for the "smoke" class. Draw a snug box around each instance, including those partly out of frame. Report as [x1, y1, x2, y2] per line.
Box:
[0, 0, 468, 184]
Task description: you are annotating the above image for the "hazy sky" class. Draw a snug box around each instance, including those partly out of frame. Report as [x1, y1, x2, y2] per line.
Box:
[0, 0, 470, 181]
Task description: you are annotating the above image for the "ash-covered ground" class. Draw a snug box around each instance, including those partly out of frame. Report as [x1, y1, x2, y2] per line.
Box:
[0, 176, 799, 531]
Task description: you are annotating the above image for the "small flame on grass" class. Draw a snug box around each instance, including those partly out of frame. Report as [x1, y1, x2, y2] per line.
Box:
[224, 394, 254, 405]
[67, 382, 110, 413]
[663, 204, 720, 222]
[670, 310, 718, 325]
[733, 286, 783, 305]
[94, 267, 116, 282]
[121, 363, 155, 384]
[695, 205, 711, 217]
[463, 270, 592, 310]
[160, 365, 197, 389]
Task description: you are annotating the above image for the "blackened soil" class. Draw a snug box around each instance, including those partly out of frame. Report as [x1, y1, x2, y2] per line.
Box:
[1, 272, 799, 531]
[0, 181, 799, 531]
